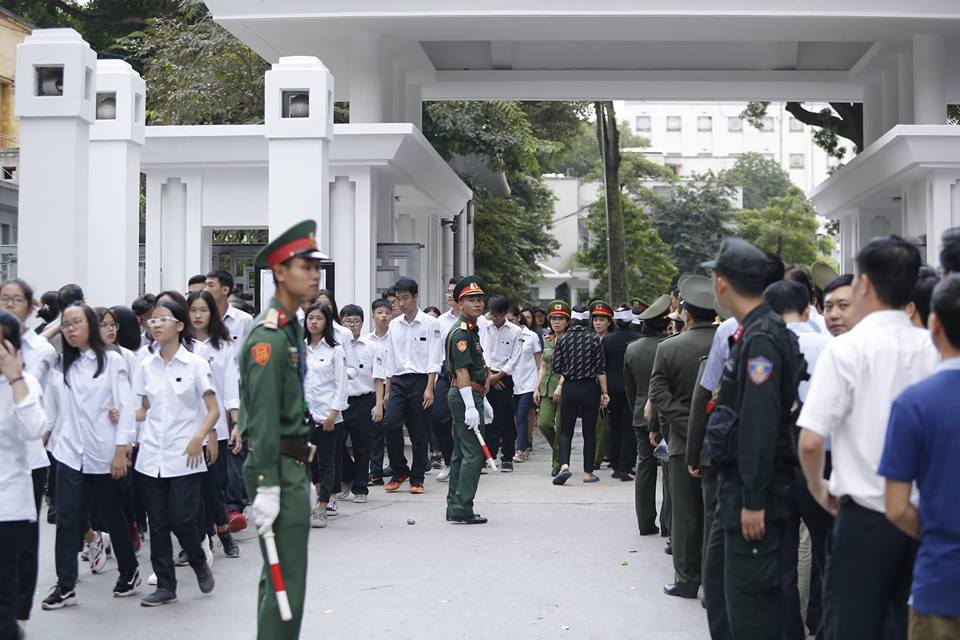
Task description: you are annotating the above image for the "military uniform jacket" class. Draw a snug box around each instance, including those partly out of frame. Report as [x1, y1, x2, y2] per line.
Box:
[238, 298, 310, 488]
[648, 322, 717, 456]
[446, 316, 486, 385]
[685, 356, 712, 468]
[623, 334, 664, 428]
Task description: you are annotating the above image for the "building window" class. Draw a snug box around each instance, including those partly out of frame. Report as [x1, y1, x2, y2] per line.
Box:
[762, 153, 776, 161]
[665, 163, 681, 176]
[790, 154, 805, 169]
[635, 115, 651, 132]
[729, 152, 743, 159]
[760, 117, 775, 132]
[1, 167, 15, 181]
[666, 116, 682, 132]
[727, 117, 743, 132]
[0, 224, 9, 245]
[789, 117, 804, 132]
[697, 116, 713, 132]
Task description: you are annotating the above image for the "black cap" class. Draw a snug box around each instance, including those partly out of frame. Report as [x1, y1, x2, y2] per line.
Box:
[701, 238, 767, 286]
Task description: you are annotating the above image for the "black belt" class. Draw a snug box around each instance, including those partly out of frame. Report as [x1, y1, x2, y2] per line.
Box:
[278, 438, 316, 464]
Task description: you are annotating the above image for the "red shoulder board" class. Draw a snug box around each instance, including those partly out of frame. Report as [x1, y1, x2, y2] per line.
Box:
[277, 309, 289, 327]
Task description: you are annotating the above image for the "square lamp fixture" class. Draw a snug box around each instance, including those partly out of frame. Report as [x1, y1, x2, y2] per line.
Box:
[35, 65, 64, 97]
[281, 90, 310, 118]
[96, 92, 117, 120]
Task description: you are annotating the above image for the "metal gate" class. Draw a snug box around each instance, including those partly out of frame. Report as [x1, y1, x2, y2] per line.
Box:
[376, 242, 422, 295]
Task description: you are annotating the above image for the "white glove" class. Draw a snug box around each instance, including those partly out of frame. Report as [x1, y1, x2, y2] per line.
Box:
[483, 398, 494, 424]
[460, 386, 480, 429]
[250, 486, 281, 536]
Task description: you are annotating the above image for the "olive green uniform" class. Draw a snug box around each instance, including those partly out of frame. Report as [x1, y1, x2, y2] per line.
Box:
[239, 298, 311, 640]
[444, 317, 488, 520]
[624, 333, 665, 534]
[537, 336, 562, 471]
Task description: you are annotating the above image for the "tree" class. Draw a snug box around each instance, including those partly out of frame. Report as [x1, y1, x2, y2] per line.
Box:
[540, 117, 651, 178]
[726, 152, 792, 210]
[653, 172, 736, 273]
[736, 186, 821, 265]
[595, 101, 628, 304]
[578, 194, 676, 303]
[742, 101, 861, 162]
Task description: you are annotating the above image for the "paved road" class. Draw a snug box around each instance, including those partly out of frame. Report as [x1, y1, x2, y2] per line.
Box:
[26, 433, 709, 639]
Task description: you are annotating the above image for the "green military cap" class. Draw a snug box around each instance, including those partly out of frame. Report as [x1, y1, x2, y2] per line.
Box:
[811, 260, 838, 291]
[589, 299, 614, 317]
[547, 300, 571, 318]
[638, 293, 672, 320]
[453, 276, 486, 301]
[255, 219, 325, 269]
[679, 275, 716, 313]
[629, 297, 647, 307]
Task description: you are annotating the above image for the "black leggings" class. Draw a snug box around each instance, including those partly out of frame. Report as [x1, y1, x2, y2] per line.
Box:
[558, 378, 600, 473]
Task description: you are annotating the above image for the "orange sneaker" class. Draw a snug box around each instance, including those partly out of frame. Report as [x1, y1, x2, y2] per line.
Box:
[385, 475, 409, 492]
[409, 483, 425, 495]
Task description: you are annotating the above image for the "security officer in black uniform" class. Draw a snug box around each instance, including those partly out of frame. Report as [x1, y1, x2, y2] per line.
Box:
[701, 238, 804, 640]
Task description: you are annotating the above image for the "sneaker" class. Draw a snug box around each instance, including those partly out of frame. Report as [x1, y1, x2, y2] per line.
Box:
[113, 569, 141, 597]
[175, 549, 190, 567]
[311, 505, 328, 528]
[335, 487, 352, 501]
[147, 573, 158, 586]
[140, 589, 177, 607]
[325, 501, 339, 517]
[41, 584, 77, 610]
[352, 494, 368, 504]
[500, 461, 514, 472]
[430, 452, 443, 469]
[384, 475, 409, 492]
[194, 563, 215, 594]
[218, 531, 240, 558]
[437, 466, 451, 482]
[130, 523, 142, 554]
[226, 510, 248, 533]
[89, 532, 110, 574]
[409, 482, 425, 494]
[368, 475, 384, 486]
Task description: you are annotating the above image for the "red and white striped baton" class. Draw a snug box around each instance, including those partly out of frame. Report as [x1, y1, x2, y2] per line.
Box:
[470, 424, 498, 472]
[262, 530, 293, 621]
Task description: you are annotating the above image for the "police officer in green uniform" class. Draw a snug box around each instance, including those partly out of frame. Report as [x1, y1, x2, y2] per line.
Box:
[444, 276, 490, 525]
[701, 238, 803, 640]
[239, 220, 323, 640]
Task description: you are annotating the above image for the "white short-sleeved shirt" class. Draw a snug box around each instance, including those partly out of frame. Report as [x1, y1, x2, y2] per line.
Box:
[304, 340, 349, 423]
[134, 345, 217, 478]
[349, 335, 377, 397]
[379, 310, 443, 378]
[797, 310, 939, 513]
[0, 373, 46, 522]
[21, 330, 57, 470]
[481, 320, 524, 375]
[369, 331, 391, 381]
[53, 350, 136, 475]
[512, 326, 543, 395]
[194, 338, 240, 440]
[223, 304, 253, 345]
[700, 317, 739, 393]
[786, 322, 832, 403]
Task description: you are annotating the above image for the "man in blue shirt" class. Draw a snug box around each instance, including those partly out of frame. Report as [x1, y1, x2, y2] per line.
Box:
[879, 275, 960, 640]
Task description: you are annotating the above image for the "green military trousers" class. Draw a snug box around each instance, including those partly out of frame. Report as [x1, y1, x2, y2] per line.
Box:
[634, 425, 659, 533]
[537, 392, 561, 470]
[669, 453, 704, 585]
[445, 388, 485, 519]
[594, 411, 609, 469]
[245, 455, 311, 640]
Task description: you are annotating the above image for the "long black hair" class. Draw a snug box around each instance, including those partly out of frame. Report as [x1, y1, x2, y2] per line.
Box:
[0, 308, 22, 352]
[187, 290, 230, 350]
[95, 307, 120, 351]
[315, 289, 339, 321]
[62, 303, 108, 386]
[111, 305, 141, 351]
[303, 303, 338, 348]
[156, 290, 194, 346]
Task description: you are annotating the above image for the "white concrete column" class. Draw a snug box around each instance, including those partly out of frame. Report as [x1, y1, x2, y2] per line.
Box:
[897, 54, 914, 125]
[160, 178, 187, 292]
[14, 29, 96, 295]
[426, 212, 442, 306]
[839, 215, 858, 275]
[404, 81, 423, 130]
[902, 182, 926, 241]
[350, 33, 385, 123]
[913, 35, 947, 125]
[466, 201, 476, 274]
[862, 84, 882, 148]
[926, 172, 959, 265]
[265, 56, 335, 251]
[374, 177, 394, 243]
[144, 175, 163, 293]
[352, 170, 376, 311]
[880, 69, 899, 133]
[183, 173, 203, 279]
[87, 60, 144, 307]
[329, 175, 357, 303]
[441, 218, 454, 284]
[454, 209, 468, 277]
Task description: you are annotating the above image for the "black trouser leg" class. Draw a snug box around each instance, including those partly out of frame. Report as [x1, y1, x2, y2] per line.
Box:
[310, 423, 338, 502]
[140, 473, 176, 592]
[634, 425, 658, 532]
[46, 453, 57, 517]
[793, 467, 834, 640]
[0, 521, 29, 640]
[669, 456, 703, 586]
[223, 445, 248, 513]
[333, 423, 346, 494]
[369, 417, 385, 478]
[619, 414, 637, 475]
[344, 393, 374, 495]
[431, 373, 454, 465]
[704, 515, 733, 640]
[660, 458, 672, 537]
[486, 377, 516, 462]
[16, 469, 45, 621]
[53, 463, 85, 589]
[780, 513, 805, 640]
[383, 374, 430, 481]
[701, 465, 718, 574]
[558, 379, 599, 473]
[199, 441, 229, 537]
[607, 390, 629, 472]
[86, 474, 138, 577]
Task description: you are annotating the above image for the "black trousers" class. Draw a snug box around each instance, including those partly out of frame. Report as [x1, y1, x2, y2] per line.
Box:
[198, 440, 229, 539]
[606, 389, 633, 473]
[138, 472, 206, 594]
[670, 455, 704, 585]
[383, 373, 431, 483]
[558, 378, 600, 473]
[16, 469, 45, 621]
[0, 521, 29, 640]
[822, 501, 914, 640]
[701, 465, 718, 574]
[309, 422, 340, 502]
[430, 371, 454, 465]
[486, 375, 516, 462]
[634, 425, 658, 533]
[793, 467, 834, 640]
[343, 393, 375, 495]
[223, 443, 248, 513]
[54, 463, 138, 589]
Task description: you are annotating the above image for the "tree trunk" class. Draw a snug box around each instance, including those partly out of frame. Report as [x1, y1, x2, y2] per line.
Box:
[595, 101, 627, 303]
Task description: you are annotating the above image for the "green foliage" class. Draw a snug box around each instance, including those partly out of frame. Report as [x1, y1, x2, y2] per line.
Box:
[735, 187, 821, 265]
[541, 118, 651, 178]
[726, 152, 792, 210]
[652, 172, 736, 273]
[578, 195, 676, 303]
[739, 101, 770, 129]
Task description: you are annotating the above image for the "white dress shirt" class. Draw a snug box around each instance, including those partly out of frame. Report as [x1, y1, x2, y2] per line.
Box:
[379, 310, 443, 378]
[134, 345, 217, 478]
[195, 338, 240, 440]
[437, 309, 460, 342]
[333, 321, 360, 381]
[223, 304, 254, 344]
[798, 310, 939, 513]
[52, 349, 136, 475]
[700, 317, 739, 393]
[807, 306, 828, 334]
[304, 339, 349, 423]
[21, 330, 57, 470]
[481, 320, 523, 375]
[43, 369, 66, 454]
[511, 326, 543, 395]
[349, 335, 377, 397]
[786, 322, 832, 403]
[0, 373, 46, 522]
[369, 331, 392, 381]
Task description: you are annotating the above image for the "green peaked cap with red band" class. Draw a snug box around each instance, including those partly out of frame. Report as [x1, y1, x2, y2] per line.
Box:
[454, 276, 486, 302]
[255, 219, 325, 269]
[547, 300, 571, 318]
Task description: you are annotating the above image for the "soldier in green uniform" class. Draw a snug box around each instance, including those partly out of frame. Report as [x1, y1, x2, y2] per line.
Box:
[444, 276, 490, 525]
[239, 220, 323, 640]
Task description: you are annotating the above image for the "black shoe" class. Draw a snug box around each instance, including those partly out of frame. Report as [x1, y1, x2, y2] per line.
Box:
[638, 526, 660, 536]
[550, 467, 560, 478]
[663, 583, 699, 599]
[140, 589, 177, 607]
[500, 461, 514, 472]
[194, 562, 215, 594]
[46, 506, 56, 525]
[41, 584, 76, 610]
[218, 531, 240, 558]
[430, 453, 443, 469]
[174, 549, 189, 567]
[113, 568, 141, 597]
[611, 470, 621, 479]
[664, 539, 673, 555]
[552, 469, 572, 485]
[369, 475, 384, 486]
[620, 473, 635, 482]
[450, 514, 488, 525]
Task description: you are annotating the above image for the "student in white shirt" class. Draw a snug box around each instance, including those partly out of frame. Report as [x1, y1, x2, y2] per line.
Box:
[338, 305, 378, 501]
[303, 303, 349, 528]
[0, 309, 47, 640]
[134, 299, 219, 607]
[368, 299, 393, 484]
[315, 289, 360, 382]
[431, 278, 461, 481]
[798, 237, 939, 640]
[480, 295, 524, 471]
[187, 290, 242, 558]
[42, 304, 140, 610]
[205, 271, 253, 345]
[507, 306, 542, 463]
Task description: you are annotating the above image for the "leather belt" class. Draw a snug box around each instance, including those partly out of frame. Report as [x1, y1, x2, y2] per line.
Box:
[470, 382, 486, 395]
[278, 438, 316, 464]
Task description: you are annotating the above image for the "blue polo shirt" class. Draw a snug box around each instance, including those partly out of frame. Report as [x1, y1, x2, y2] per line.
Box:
[878, 359, 960, 617]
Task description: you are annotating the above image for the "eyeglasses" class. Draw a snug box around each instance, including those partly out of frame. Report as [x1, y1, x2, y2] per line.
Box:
[341, 318, 363, 326]
[100, 322, 118, 331]
[0, 295, 27, 306]
[146, 317, 179, 328]
[61, 319, 87, 331]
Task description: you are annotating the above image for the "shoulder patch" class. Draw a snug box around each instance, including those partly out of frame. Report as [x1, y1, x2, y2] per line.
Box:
[456, 340, 468, 353]
[251, 342, 272, 366]
[747, 356, 773, 385]
[262, 308, 279, 330]
[460, 321, 468, 330]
